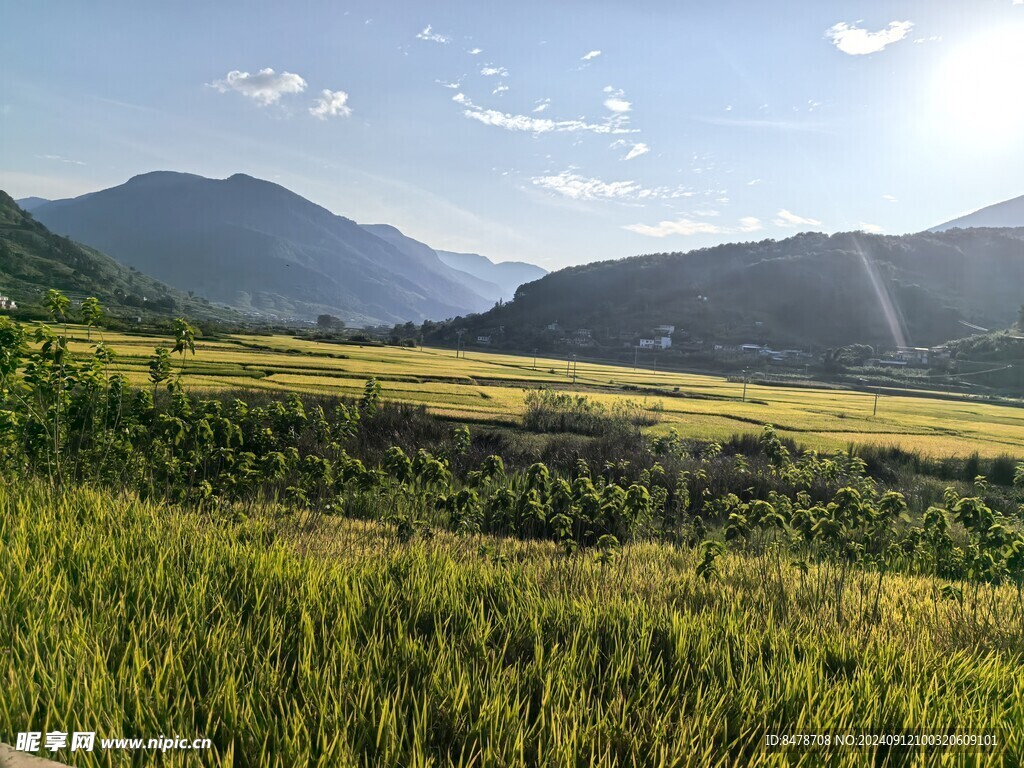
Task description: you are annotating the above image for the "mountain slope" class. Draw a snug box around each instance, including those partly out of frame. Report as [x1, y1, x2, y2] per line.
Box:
[15, 197, 51, 212]
[434, 229, 1024, 350]
[0, 191, 222, 317]
[31, 172, 495, 324]
[359, 224, 504, 304]
[436, 250, 547, 301]
[932, 194, 1024, 231]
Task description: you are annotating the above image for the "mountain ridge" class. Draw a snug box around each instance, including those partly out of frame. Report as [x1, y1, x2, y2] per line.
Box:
[28, 172, 519, 324]
[931, 194, 1024, 231]
[428, 228, 1024, 351]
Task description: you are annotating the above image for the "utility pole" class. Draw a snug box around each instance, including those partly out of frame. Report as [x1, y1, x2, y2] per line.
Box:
[873, 391, 879, 417]
[742, 370, 749, 402]
[455, 329, 465, 358]
[572, 354, 578, 383]
[566, 354, 571, 377]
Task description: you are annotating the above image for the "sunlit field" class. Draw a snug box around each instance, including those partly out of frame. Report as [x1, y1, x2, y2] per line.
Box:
[58, 328, 1024, 458]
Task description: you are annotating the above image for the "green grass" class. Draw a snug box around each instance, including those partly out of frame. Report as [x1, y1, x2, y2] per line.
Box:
[3, 477, 1022, 767]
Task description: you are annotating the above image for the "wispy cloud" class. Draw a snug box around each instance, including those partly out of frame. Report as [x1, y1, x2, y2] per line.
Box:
[533, 98, 551, 113]
[37, 154, 86, 166]
[859, 222, 884, 233]
[825, 21, 913, 55]
[480, 65, 509, 77]
[453, 93, 636, 135]
[623, 214, 762, 238]
[492, 83, 509, 95]
[435, 78, 463, 89]
[882, 194, 898, 203]
[309, 89, 352, 119]
[603, 85, 631, 113]
[468, 47, 483, 55]
[532, 171, 690, 202]
[581, 50, 602, 61]
[773, 209, 823, 227]
[747, 178, 762, 186]
[208, 68, 307, 106]
[624, 218, 726, 237]
[416, 24, 450, 44]
[611, 140, 649, 160]
[694, 115, 828, 132]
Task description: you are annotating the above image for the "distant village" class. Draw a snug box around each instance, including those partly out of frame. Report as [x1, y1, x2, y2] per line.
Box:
[471, 320, 953, 372]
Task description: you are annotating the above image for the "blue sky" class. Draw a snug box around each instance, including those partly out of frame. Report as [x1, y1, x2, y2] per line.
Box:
[2, 0, 1023, 269]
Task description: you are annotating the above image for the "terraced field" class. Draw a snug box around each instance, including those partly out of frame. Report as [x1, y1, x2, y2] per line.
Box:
[66, 328, 1024, 458]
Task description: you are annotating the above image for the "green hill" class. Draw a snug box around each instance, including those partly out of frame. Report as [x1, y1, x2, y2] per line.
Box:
[430, 229, 1024, 351]
[0, 191, 233, 320]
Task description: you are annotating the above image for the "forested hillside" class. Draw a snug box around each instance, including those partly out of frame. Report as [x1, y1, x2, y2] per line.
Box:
[431, 229, 1024, 350]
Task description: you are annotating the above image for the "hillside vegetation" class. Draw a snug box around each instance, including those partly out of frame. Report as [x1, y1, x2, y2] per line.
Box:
[435, 229, 1024, 350]
[0, 192, 222, 318]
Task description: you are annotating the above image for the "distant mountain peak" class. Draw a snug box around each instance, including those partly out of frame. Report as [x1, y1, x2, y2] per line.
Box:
[931, 193, 1024, 232]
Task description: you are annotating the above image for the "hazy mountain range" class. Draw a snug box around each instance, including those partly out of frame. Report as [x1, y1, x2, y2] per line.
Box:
[22, 172, 546, 325]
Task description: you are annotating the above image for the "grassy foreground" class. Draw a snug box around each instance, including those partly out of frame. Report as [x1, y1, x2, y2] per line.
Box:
[2, 478, 1021, 767]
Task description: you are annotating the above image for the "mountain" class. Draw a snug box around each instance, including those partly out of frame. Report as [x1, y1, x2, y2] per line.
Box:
[436, 250, 547, 301]
[0, 191, 225, 317]
[932, 194, 1024, 231]
[15, 197, 51, 212]
[431, 229, 1024, 351]
[359, 224, 505, 304]
[30, 172, 496, 325]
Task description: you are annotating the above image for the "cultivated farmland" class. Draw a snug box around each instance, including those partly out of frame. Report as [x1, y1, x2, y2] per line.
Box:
[62, 328, 1024, 458]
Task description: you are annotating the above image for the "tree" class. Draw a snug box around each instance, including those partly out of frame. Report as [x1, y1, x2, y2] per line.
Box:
[317, 314, 344, 330]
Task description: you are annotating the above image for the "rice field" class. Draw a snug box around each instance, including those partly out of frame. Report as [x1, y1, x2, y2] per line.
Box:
[61, 328, 1024, 458]
[2, 478, 1020, 767]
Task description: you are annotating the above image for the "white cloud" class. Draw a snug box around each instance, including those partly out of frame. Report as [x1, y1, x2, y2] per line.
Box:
[480, 65, 509, 77]
[859, 222, 884, 233]
[309, 89, 352, 119]
[623, 142, 649, 160]
[602, 86, 632, 113]
[416, 24, 450, 44]
[882, 194, 898, 203]
[773, 209, 823, 227]
[208, 68, 307, 106]
[453, 93, 636, 135]
[825, 21, 913, 55]
[611, 140, 650, 160]
[624, 214, 763, 238]
[436, 78, 462, 89]
[624, 218, 726, 237]
[531, 171, 690, 202]
[581, 50, 602, 61]
[747, 178, 762, 186]
[492, 84, 509, 95]
[533, 98, 551, 113]
[468, 47, 483, 54]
